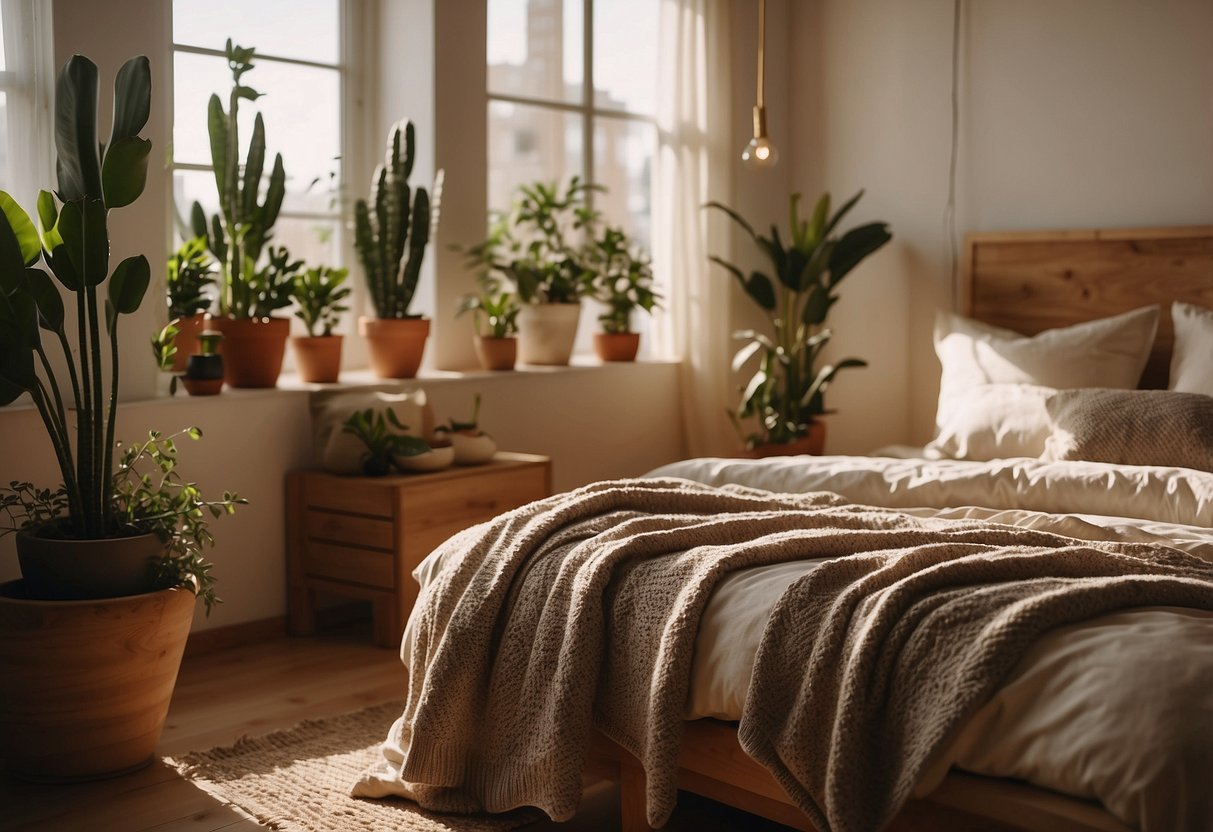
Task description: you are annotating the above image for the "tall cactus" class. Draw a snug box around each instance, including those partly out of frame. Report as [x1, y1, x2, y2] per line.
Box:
[190, 39, 286, 318]
[354, 119, 443, 319]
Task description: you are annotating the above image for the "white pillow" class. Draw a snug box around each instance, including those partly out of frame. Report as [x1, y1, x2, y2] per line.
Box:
[925, 383, 1054, 461]
[934, 306, 1159, 433]
[1170, 301, 1213, 395]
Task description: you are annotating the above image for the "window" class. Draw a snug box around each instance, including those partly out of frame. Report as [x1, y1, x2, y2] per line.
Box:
[170, 0, 346, 274]
[0, 0, 53, 212]
[487, 0, 660, 354]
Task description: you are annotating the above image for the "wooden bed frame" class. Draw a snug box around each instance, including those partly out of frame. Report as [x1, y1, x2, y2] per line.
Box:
[592, 225, 1213, 831]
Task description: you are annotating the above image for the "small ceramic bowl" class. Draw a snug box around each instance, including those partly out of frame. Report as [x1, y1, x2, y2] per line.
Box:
[395, 445, 455, 473]
[452, 432, 497, 465]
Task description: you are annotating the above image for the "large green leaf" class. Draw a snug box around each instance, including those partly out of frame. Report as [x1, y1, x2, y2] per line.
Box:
[0, 290, 38, 392]
[55, 56, 103, 202]
[108, 55, 151, 144]
[0, 207, 27, 287]
[37, 191, 62, 251]
[821, 189, 865, 241]
[703, 200, 757, 241]
[207, 94, 228, 206]
[108, 255, 150, 316]
[801, 357, 868, 411]
[744, 271, 776, 311]
[101, 136, 151, 208]
[46, 244, 80, 291]
[57, 198, 109, 286]
[0, 192, 40, 266]
[801, 284, 834, 326]
[24, 267, 65, 331]
[241, 113, 266, 219]
[828, 222, 892, 287]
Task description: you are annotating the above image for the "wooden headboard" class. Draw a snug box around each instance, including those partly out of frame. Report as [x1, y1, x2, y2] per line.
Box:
[963, 226, 1213, 389]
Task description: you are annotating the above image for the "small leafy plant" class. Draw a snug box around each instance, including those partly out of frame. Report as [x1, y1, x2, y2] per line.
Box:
[341, 408, 431, 476]
[239, 244, 301, 320]
[706, 191, 892, 448]
[457, 280, 519, 338]
[441, 393, 484, 435]
[292, 265, 351, 336]
[167, 236, 215, 320]
[588, 226, 660, 334]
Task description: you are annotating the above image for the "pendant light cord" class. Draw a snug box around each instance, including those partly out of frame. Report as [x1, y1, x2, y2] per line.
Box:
[944, 0, 962, 308]
[756, 0, 766, 109]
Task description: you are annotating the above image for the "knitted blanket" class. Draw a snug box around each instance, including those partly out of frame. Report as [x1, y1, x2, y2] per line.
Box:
[353, 478, 1213, 830]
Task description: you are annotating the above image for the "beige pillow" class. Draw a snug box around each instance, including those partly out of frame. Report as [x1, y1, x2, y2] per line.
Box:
[1042, 388, 1213, 473]
[926, 383, 1054, 460]
[1170, 301, 1213, 395]
[934, 306, 1159, 433]
[309, 386, 434, 474]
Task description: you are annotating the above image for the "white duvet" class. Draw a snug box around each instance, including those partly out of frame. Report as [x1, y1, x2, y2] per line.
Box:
[645, 455, 1213, 831]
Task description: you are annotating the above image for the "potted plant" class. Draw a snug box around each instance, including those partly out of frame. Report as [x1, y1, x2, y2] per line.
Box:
[340, 407, 433, 476]
[457, 277, 519, 371]
[354, 119, 443, 379]
[0, 54, 242, 781]
[467, 178, 596, 366]
[290, 265, 350, 383]
[181, 330, 225, 396]
[434, 393, 496, 465]
[189, 40, 291, 388]
[165, 235, 214, 372]
[706, 191, 892, 456]
[587, 225, 661, 362]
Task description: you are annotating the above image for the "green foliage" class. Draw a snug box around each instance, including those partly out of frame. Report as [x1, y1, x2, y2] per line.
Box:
[354, 119, 443, 319]
[150, 321, 181, 396]
[340, 408, 431, 477]
[291, 265, 351, 336]
[707, 191, 892, 448]
[443, 393, 482, 434]
[465, 178, 599, 305]
[587, 226, 660, 334]
[189, 40, 287, 319]
[456, 280, 520, 338]
[241, 244, 301, 319]
[166, 236, 215, 319]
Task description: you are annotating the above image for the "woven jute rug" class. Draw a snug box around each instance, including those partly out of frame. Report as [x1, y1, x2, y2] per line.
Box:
[168, 701, 540, 831]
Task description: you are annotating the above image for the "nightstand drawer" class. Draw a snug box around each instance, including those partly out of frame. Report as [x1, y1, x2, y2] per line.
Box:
[305, 511, 394, 550]
[303, 540, 395, 590]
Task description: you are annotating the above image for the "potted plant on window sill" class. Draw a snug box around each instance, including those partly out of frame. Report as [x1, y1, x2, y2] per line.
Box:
[468, 179, 596, 366]
[707, 191, 892, 457]
[190, 40, 292, 389]
[354, 119, 443, 379]
[0, 54, 242, 782]
[165, 235, 214, 372]
[457, 277, 520, 371]
[290, 264, 350, 383]
[588, 225, 660, 363]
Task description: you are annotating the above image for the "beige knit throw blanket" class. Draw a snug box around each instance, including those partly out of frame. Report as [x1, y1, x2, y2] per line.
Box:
[352, 478, 1213, 830]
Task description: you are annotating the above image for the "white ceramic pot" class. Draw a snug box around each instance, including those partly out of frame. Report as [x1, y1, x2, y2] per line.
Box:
[451, 432, 497, 465]
[395, 445, 455, 473]
[517, 303, 581, 366]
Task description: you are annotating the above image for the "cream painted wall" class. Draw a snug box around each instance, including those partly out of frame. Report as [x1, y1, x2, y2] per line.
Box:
[787, 0, 1213, 445]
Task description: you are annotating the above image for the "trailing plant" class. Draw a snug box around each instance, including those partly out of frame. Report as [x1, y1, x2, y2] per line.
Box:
[588, 225, 660, 334]
[354, 119, 444, 319]
[456, 277, 519, 338]
[292, 265, 351, 336]
[341, 407, 431, 476]
[167, 236, 215, 320]
[190, 39, 287, 319]
[0, 54, 242, 604]
[466, 178, 599, 305]
[706, 191, 892, 448]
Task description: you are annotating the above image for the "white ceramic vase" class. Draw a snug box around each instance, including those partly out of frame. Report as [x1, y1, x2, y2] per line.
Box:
[517, 303, 581, 366]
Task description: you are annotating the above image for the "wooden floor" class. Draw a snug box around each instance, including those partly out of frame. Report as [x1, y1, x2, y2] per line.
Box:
[0, 623, 796, 832]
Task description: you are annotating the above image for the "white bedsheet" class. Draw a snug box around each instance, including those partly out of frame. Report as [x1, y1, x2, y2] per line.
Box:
[647, 455, 1213, 831]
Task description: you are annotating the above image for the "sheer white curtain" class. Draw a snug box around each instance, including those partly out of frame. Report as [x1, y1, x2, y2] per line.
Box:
[653, 0, 736, 457]
[0, 0, 54, 211]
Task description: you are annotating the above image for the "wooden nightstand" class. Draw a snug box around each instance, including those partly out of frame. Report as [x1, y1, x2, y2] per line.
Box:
[285, 452, 551, 647]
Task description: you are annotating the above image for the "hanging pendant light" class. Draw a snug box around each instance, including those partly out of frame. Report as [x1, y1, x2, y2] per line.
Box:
[742, 0, 778, 169]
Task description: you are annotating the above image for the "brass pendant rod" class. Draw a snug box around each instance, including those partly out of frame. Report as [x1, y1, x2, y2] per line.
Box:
[756, 0, 766, 110]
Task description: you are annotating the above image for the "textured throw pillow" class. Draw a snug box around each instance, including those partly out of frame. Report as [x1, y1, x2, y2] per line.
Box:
[934, 306, 1160, 433]
[1170, 301, 1213, 395]
[309, 386, 434, 474]
[1041, 388, 1213, 473]
[926, 383, 1055, 460]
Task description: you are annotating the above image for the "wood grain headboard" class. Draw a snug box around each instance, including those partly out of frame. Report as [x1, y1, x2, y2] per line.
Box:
[963, 226, 1213, 388]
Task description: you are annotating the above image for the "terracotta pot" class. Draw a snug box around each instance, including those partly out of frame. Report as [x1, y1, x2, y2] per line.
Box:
[517, 303, 581, 366]
[739, 421, 827, 458]
[16, 530, 163, 601]
[169, 313, 210, 373]
[181, 377, 223, 396]
[292, 334, 343, 383]
[213, 316, 289, 388]
[0, 581, 195, 781]
[593, 332, 641, 363]
[183, 352, 224, 396]
[474, 336, 517, 371]
[359, 316, 429, 379]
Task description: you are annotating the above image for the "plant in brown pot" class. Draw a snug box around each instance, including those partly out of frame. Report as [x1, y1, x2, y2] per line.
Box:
[188, 40, 293, 388]
[0, 53, 243, 782]
[457, 278, 519, 371]
[354, 119, 443, 378]
[290, 265, 350, 384]
[164, 235, 215, 372]
[706, 191, 892, 456]
[587, 225, 660, 363]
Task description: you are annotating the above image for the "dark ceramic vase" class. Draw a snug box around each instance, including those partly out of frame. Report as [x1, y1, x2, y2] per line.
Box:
[183, 353, 224, 396]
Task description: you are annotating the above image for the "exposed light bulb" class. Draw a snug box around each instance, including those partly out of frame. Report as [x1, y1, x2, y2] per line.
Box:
[741, 105, 779, 169]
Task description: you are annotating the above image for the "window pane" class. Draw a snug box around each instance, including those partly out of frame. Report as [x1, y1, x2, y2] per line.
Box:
[172, 168, 221, 231]
[488, 0, 582, 105]
[0, 12, 7, 71]
[593, 0, 658, 115]
[593, 117, 655, 252]
[273, 216, 342, 270]
[172, 0, 340, 65]
[488, 100, 584, 215]
[173, 52, 341, 199]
